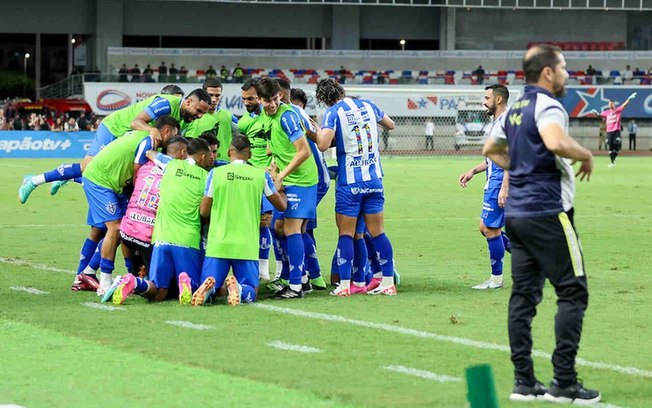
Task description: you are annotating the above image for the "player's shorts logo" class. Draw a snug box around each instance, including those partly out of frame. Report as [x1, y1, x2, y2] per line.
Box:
[106, 202, 117, 215]
[227, 172, 234, 180]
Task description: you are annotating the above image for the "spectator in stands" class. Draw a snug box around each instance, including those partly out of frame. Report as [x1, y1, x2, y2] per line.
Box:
[179, 66, 188, 82]
[64, 117, 79, 132]
[0, 110, 5, 130]
[377, 71, 386, 85]
[633, 67, 644, 78]
[474, 65, 486, 85]
[158, 61, 168, 82]
[233, 63, 245, 83]
[130, 64, 141, 82]
[424, 118, 434, 150]
[622, 65, 633, 83]
[12, 114, 24, 130]
[118, 64, 129, 82]
[37, 115, 50, 131]
[90, 117, 102, 131]
[586, 65, 596, 76]
[77, 113, 89, 131]
[206, 65, 217, 79]
[628, 119, 637, 151]
[52, 117, 64, 132]
[143, 64, 154, 82]
[169, 63, 179, 81]
[338, 65, 347, 84]
[220, 65, 229, 82]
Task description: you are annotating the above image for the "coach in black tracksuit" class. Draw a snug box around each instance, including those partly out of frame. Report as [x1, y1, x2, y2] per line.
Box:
[483, 44, 600, 404]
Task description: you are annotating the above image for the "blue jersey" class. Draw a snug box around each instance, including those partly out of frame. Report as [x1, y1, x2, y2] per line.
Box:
[491, 85, 574, 218]
[484, 113, 506, 190]
[292, 104, 330, 190]
[321, 97, 385, 186]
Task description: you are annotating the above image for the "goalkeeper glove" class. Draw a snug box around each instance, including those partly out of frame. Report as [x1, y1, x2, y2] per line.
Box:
[627, 92, 637, 101]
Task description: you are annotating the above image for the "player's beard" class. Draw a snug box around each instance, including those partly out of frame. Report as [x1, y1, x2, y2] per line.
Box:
[246, 103, 260, 114]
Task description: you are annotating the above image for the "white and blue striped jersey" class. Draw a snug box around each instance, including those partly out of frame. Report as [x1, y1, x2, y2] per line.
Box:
[321, 97, 385, 186]
[292, 104, 330, 190]
[484, 112, 506, 191]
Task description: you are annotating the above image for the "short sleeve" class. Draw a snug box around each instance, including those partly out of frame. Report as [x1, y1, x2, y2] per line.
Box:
[151, 152, 172, 169]
[280, 110, 304, 143]
[537, 107, 566, 133]
[231, 114, 239, 125]
[263, 172, 277, 197]
[489, 113, 507, 141]
[363, 99, 385, 122]
[600, 110, 608, 118]
[204, 168, 215, 198]
[134, 137, 153, 165]
[321, 108, 337, 131]
[143, 96, 172, 119]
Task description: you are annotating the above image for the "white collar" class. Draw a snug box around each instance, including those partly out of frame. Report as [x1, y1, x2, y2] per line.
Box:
[186, 158, 196, 165]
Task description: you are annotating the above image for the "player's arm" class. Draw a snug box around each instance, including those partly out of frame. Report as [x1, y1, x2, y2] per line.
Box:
[620, 92, 637, 109]
[498, 171, 509, 208]
[200, 169, 215, 220]
[133, 138, 153, 175]
[146, 150, 172, 170]
[317, 109, 336, 152]
[276, 111, 311, 189]
[378, 115, 395, 130]
[264, 172, 287, 212]
[131, 97, 172, 148]
[459, 161, 488, 188]
[538, 109, 593, 181]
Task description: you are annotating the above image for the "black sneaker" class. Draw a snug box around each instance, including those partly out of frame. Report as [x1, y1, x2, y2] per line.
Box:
[273, 286, 303, 300]
[543, 379, 601, 404]
[509, 380, 548, 401]
[302, 282, 313, 294]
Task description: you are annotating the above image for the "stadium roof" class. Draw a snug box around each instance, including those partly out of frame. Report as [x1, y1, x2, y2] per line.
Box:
[155, 0, 652, 11]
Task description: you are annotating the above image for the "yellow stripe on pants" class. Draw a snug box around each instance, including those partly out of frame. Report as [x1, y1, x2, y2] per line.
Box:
[558, 212, 584, 277]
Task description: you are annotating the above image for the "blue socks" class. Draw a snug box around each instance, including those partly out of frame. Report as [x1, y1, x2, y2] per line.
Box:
[336, 235, 354, 281]
[124, 257, 134, 274]
[77, 238, 99, 274]
[134, 277, 149, 294]
[371, 233, 394, 277]
[353, 237, 368, 284]
[259, 226, 271, 260]
[99, 258, 115, 275]
[302, 233, 321, 279]
[44, 163, 82, 183]
[501, 231, 512, 254]
[241, 284, 256, 303]
[487, 235, 505, 276]
[364, 233, 382, 275]
[279, 236, 290, 281]
[285, 234, 304, 285]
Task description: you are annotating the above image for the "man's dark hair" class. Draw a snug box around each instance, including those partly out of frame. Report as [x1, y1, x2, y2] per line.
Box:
[160, 84, 184, 97]
[166, 135, 189, 148]
[523, 44, 562, 84]
[186, 88, 212, 104]
[231, 134, 251, 152]
[255, 78, 280, 99]
[154, 115, 180, 131]
[290, 88, 308, 108]
[485, 84, 509, 103]
[315, 78, 345, 107]
[203, 78, 223, 89]
[241, 78, 258, 92]
[275, 78, 291, 91]
[187, 137, 210, 155]
[199, 131, 219, 148]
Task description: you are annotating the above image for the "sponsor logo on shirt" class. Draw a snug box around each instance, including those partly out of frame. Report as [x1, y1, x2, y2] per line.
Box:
[347, 156, 378, 167]
[226, 172, 253, 182]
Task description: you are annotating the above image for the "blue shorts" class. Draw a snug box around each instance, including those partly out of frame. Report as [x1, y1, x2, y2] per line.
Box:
[82, 177, 127, 228]
[87, 123, 117, 157]
[306, 183, 329, 230]
[273, 184, 317, 220]
[335, 179, 385, 218]
[201, 257, 259, 289]
[149, 243, 201, 290]
[481, 188, 505, 229]
[261, 195, 273, 214]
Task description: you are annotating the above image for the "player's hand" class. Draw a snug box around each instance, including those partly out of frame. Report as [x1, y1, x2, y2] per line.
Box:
[575, 157, 593, 182]
[149, 128, 162, 149]
[458, 170, 474, 188]
[588, 109, 599, 116]
[628, 92, 637, 100]
[309, 117, 320, 132]
[498, 186, 508, 208]
[274, 175, 285, 192]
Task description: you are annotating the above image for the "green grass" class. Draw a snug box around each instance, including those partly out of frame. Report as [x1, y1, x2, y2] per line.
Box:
[1, 156, 651, 407]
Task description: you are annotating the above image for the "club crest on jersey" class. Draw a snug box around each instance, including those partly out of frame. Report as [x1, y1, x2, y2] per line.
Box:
[106, 202, 117, 215]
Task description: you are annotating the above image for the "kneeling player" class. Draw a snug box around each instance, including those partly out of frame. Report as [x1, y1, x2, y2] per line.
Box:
[192, 136, 287, 306]
[112, 138, 213, 305]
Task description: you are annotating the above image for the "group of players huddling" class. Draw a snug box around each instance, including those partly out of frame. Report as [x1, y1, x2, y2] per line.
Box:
[18, 77, 400, 305]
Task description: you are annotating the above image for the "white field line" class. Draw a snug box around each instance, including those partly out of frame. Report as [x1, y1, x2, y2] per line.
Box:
[0, 162, 31, 168]
[266, 340, 321, 354]
[9, 286, 49, 295]
[252, 304, 652, 379]
[0, 224, 85, 228]
[0, 257, 75, 275]
[595, 404, 629, 408]
[382, 365, 461, 383]
[80, 302, 125, 312]
[164, 320, 213, 331]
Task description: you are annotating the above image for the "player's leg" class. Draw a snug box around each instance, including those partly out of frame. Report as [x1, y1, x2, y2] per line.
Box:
[351, 229, 368, 294]
[192, 257, 230, 306]
[229, 260, 260, 305]
[473, 189, 506, 289]
[330, 184, 363, 296]
[18, 163, 83, 204]
[173, 246, 202, 305]
[607, 132, 617, 166]
[72, 227, 106, 291]
[112, 243, 164, 305]
[504, 216, 548, 401]
[361, 179, 396, 296]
